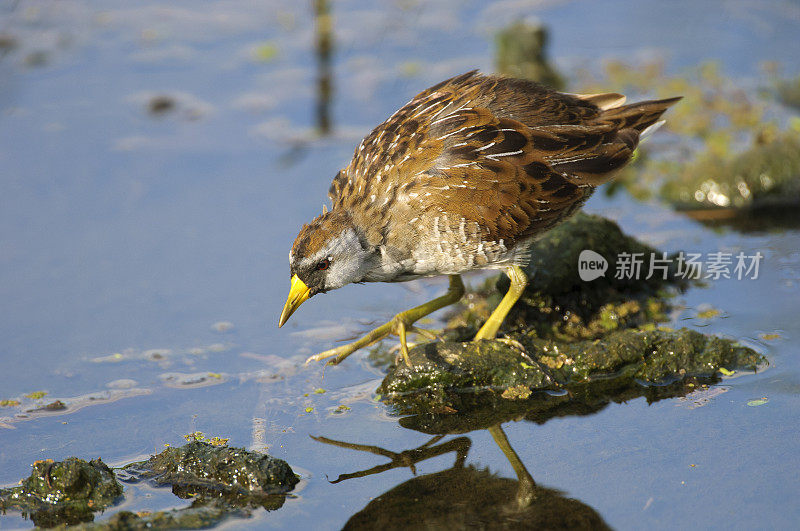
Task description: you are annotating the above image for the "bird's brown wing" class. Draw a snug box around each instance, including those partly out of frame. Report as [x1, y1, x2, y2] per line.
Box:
[400, 106, 604, 246]
[404, 95, 680, 245]
[328, 70, 599, 209]
[329, 71, 679, 249]
[538, 96, 682, 185]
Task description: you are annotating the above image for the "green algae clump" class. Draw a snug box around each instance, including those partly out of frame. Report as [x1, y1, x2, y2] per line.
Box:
[661, 131, 800, 225]
[0, 442, 300, 529]
[0, 458, 122, 528]
[448, 213, 687, 343]
[381, 328, 764, 399]
[128, 440, 298, 509]
[380, 214, 766, 409]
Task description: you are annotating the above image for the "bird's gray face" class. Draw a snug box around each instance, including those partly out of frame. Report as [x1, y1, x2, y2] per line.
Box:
[279, 213, 374, 327]
[291, 227, 369, 293]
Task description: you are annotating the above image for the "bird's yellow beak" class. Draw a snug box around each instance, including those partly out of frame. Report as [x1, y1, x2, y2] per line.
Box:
[278, 275, 311, 327]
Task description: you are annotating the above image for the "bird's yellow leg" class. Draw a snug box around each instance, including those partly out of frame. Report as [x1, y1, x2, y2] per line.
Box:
[397, 319, 410, 367]
[474, 265, 528, 340]
[306, 275, 465, 366]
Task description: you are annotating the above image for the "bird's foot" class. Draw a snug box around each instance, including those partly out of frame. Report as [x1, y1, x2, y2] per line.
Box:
[387, 325, 447, 359]
[305, 314, 418, 367]
[494, 337, 526, 352]
[387, 341, 416, 356]
[305, 274, 465, 368]
[408, 326, 440, 341]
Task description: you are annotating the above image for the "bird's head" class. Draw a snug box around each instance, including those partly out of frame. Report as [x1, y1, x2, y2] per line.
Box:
[278, 210, 374, 327]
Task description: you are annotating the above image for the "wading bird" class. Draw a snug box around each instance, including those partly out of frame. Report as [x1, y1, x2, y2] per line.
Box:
[279, 71, 679, 366]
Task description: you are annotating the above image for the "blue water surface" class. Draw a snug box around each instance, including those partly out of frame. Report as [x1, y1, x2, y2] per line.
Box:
[1, 1, 799, 529]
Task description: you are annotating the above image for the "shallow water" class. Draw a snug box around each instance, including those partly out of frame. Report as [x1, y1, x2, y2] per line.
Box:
[1, 0, 799, 529]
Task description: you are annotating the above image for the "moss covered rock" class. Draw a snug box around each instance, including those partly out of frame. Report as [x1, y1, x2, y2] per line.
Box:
[1, 442, 299, 528]
[127, 441, 298, 509]
[0, 458, 121, 527]
[448, 213, 687, 343]
[380, 214, 766, 414]
[381, 330, 764, 434]
[382, 329, 763, 395]
[663, 133, 800, 210]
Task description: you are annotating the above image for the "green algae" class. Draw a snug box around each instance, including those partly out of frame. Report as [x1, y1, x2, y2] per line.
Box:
[662, 131, 800, 210]
[381, 329, 763, 397]
[127, 441, 298, 508]
[0, 442, 298, 528]
[381, 340, 551, 398]
[0, 458, 122, 528]
[382, 272, 764, 415]
[448, 213, 687, 343]
[380, 318, 766, 426]
[24, 390, 48, 399]
[183, 431, 229, 447]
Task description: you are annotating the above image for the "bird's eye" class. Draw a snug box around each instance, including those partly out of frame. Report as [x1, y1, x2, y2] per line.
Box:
[316, 258, 331, 271]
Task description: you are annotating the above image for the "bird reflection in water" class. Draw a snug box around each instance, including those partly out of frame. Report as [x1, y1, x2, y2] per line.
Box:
[313, 424, 610, 530]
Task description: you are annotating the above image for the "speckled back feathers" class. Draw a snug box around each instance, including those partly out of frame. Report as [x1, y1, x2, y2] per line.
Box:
[293, 70, 679, 280]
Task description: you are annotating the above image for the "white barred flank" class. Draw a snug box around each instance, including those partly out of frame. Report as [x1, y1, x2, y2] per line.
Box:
[403, 215, 525, 277]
